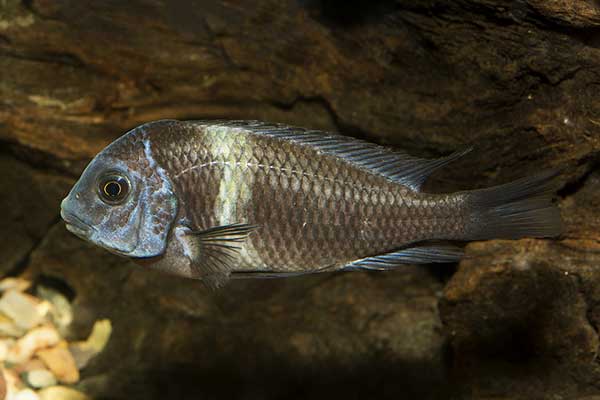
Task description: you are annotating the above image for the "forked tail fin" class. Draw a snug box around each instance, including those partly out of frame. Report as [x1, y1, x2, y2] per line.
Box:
[465, 170, 562, 240]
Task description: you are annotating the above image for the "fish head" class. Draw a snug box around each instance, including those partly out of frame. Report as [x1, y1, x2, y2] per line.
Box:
[60, 122, 178, 258]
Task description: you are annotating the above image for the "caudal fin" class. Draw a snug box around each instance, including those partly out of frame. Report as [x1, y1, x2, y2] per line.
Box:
[465, 170, 562, 240]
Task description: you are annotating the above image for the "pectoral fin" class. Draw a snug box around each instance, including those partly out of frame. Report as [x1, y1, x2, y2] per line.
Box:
[179, 223, 258, 289]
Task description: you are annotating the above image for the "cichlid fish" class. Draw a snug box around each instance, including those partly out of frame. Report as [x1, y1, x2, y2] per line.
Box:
[60, 120, 562, 288]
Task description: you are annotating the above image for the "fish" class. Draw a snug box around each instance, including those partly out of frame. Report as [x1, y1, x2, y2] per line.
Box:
[60, 119, 562, 288]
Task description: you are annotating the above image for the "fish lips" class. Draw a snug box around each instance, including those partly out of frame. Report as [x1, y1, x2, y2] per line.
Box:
[60, 208, 94, 240]
[61, 208, 137, 256]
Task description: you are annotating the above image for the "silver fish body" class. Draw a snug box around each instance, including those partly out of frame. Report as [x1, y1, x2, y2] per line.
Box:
[60, 120, 562, 287]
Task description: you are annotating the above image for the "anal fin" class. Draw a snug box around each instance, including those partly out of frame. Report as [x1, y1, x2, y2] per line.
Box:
[344, 244, 464, 271]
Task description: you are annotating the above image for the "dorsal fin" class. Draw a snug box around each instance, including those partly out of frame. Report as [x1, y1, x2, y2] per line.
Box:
[190, 120, 471, 192]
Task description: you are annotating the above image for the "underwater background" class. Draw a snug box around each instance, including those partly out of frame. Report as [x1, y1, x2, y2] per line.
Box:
[1, 0, 600, 399]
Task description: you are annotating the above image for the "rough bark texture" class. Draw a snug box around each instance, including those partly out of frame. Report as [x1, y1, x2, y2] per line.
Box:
[1, 0, 600, 399]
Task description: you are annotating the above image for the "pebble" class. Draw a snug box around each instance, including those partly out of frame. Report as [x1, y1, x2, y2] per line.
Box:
[6, 326, 61, 365]
[0, 279, 31, 293]
[0, 277, 103, 400]
[36, 343, 79, 384]
[69, 319, 112, 370]
[37, 386, 90, 400]
[0, 339, 15, 362]
[13, 388, 40, 400]
[0, 291, 48, 331]
[0, 313, 26, 338]
[3, 368, 24, 399]
[23, 369, 57, 389]
[35, 287, 72, 334]
[3, 367, 21, 385]
[12, 359, 45, 375]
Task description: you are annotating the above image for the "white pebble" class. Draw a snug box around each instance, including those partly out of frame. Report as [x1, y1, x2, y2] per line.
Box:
[0, 278, 32, 293]
[24, 369, 57, 389]
[7, 325, 61, 364]
[36, 287, 73, 333]
[13, 388, 40, 400]
[0, 290, 48, 330]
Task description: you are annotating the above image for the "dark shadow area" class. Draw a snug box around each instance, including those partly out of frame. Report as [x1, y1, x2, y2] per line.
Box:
[98, 356, 461, 400]
[299, 0, 399, 27]
[441, 264, 586, 396]
[34, 273, 77, 302]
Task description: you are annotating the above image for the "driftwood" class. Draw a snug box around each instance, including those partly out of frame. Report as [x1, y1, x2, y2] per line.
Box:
[1, 0, 600, 398]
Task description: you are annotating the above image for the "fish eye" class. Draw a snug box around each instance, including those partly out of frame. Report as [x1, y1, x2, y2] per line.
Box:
[98, 173, 130, 204]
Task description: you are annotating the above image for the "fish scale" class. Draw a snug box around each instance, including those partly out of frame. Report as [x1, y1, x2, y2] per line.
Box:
[151, 123, 466, 272]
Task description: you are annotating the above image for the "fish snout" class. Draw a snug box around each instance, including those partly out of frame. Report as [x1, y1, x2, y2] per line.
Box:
[60, 197, 68, 215]
[60, 196, 93, 239]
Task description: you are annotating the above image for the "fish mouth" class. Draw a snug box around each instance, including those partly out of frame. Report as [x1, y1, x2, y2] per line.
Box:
[60, 209, 93, 239]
